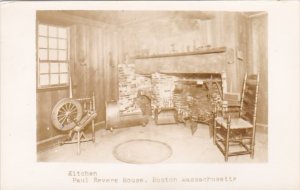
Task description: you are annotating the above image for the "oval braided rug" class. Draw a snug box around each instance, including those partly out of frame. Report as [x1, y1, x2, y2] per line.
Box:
[113, 139, 173, 164]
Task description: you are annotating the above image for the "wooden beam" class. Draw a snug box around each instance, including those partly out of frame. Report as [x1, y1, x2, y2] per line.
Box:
[134, 47, 226, 59]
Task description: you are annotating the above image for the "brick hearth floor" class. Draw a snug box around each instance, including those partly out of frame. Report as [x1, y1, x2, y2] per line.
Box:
[37, 120, 268, 163]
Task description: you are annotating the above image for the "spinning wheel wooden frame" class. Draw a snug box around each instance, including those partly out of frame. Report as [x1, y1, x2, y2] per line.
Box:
[51, 95, 97, 155]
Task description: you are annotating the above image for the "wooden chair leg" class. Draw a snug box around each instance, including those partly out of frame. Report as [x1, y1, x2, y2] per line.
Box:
[225, 128, 230, 162]
[250, 128, 256, 159]
[225, 117, 231, 162]
[92, 120, 95, 143]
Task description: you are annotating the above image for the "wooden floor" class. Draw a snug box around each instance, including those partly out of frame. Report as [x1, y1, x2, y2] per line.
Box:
[37, 120, 268, 163]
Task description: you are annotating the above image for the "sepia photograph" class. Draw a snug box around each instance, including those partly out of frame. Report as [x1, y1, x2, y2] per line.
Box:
[1, 1, 299, 190]
[36, 10, 268, 163]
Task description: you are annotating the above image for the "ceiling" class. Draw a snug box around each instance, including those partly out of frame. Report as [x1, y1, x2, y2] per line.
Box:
[61, 10, 215, 26]
[58, 10, 266, 26]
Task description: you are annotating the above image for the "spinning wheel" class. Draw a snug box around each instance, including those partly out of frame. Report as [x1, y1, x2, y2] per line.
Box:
[50, 77, 97, 154]
[51, 98, 83, 131]
[51, 96, 97, 154]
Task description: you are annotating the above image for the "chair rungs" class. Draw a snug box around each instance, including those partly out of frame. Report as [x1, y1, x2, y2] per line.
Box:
[216, 142, 226, 156]
[216, 133, 225, 141]
[216, 135, 252, 143]
[228, 151, 251, 156]
[215, 140, 252, 157]
[240, 142, 250, 151]
[216, 138, 251, 146]
[216, 139, 225, 146]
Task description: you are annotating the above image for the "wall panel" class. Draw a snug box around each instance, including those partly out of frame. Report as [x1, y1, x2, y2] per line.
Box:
[37, 16, 120, 142]
[248, 14, 268, 125]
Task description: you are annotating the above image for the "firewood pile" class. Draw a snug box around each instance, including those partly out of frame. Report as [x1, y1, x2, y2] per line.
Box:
[207, 81, 223, 112]
[189, 95, 214, 123]
[173, 81, 223, 124]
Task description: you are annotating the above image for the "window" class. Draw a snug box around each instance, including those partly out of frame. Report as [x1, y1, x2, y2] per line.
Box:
[37, 23, 70, 88]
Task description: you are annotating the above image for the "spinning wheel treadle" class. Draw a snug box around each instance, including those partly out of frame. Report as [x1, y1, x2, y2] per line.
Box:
[51, 98, 83, 131]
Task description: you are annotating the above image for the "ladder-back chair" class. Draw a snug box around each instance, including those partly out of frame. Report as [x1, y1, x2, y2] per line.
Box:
[213, 73, 259, 162]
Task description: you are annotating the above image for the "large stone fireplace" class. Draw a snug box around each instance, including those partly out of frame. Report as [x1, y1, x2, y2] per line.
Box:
[118, 47, 232, 127]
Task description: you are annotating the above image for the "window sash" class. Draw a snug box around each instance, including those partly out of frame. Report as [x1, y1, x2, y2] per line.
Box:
[37, 23, 70, 89]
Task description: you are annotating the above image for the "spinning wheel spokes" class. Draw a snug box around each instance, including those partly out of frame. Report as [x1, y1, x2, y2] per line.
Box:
[51, 98, 83, 131]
